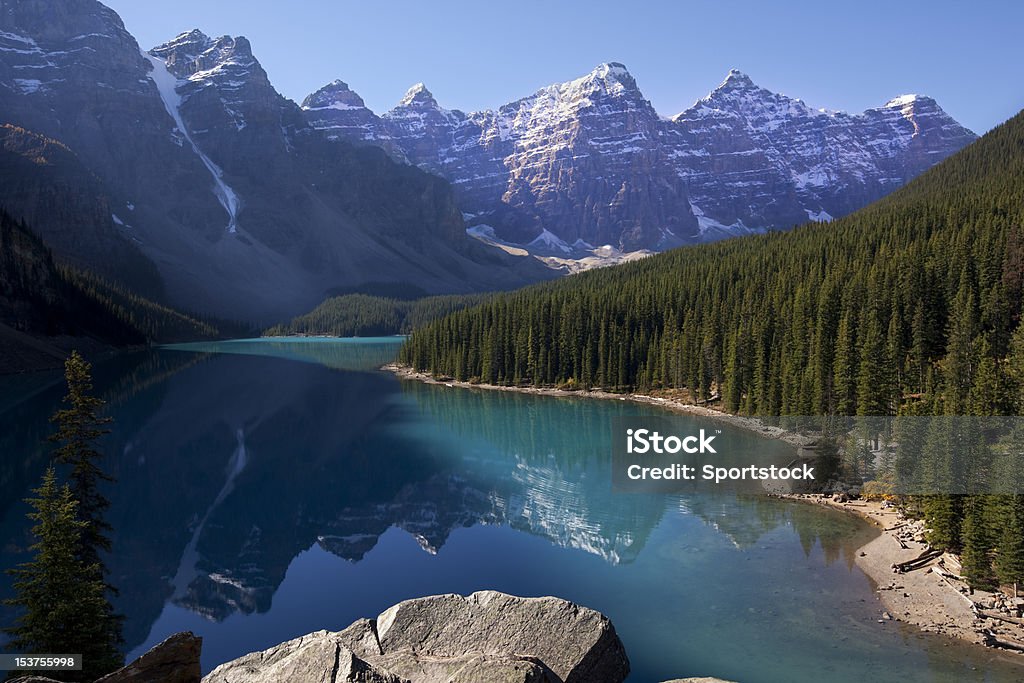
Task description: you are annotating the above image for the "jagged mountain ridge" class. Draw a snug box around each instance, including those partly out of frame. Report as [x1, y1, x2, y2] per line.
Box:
[303, 64, 977, 251]
[0, 1, 550, 322]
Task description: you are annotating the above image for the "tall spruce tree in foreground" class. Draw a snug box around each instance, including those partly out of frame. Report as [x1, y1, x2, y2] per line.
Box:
[2, 468, 122, 681]
[10, 350, 126, 677]
[50, 352, 115, 582]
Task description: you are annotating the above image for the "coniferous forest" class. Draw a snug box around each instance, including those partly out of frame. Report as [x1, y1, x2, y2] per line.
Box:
[0, 209, 237, 372]
[401, 110, 1024, 589]
[263, 292, 492, 338]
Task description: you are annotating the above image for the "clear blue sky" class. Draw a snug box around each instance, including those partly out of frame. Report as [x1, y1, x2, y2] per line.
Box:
[103, 0, 1022, 133]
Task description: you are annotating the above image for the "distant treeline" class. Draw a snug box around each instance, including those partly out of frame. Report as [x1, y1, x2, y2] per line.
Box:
[1, 208, 240, 350]
[263, 293, 493, 338]
[60, 268, 236, 343]
[400, 110, 1024, 591]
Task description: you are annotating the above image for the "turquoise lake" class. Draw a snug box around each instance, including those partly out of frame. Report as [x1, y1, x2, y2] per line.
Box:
[1, 338, 1022, 681]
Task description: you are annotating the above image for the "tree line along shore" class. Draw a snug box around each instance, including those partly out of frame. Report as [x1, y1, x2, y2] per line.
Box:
[395, 110, 1024, 637]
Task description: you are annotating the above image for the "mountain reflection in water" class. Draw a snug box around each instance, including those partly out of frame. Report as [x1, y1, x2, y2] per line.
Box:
[2, 339, 1020, 682]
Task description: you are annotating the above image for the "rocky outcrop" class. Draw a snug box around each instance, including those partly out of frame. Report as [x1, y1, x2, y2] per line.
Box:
[95, 632, 202, 683]
[0, 2, 551, 322]
[304, 64, 976, 253]
[201, 630, 403, 683]
[203, 591, 630, 683]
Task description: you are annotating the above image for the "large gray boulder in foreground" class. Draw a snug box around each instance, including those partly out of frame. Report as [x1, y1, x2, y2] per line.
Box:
[203, 591, 630, 683]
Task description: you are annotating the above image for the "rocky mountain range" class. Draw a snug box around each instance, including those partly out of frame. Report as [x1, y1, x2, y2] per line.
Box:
[0, 0, 977, 322]
[303, 64, 977, 253]
[0, 0, 549, 322]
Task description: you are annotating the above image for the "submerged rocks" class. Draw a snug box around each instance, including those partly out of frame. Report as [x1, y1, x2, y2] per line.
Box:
[204, 591, 630, 683]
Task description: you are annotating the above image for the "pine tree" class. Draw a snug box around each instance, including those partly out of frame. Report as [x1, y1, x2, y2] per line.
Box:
[50, 351, 114, 576]
[856, 303, 893, 416]
[961, 495, 997, 591]
[3, 467, 123, 681]
[47, 351, 124, 664]
[995, 496, 1024, 597]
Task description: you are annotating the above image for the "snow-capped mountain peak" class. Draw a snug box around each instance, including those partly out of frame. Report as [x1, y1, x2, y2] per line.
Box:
[301, 64, 976, 253]
[301, 79, 368, 111]
[588, 62, 637, 88]
[685, 69, 815, 123]
[718, 68, 756, 89]
[554, 61, 644, 103]
[886, 93, 921, 108]
[397, 82, 440, 108]
[150, 32, 258, 83]
[881, 93, 943, 121]
[160, 29, 211, 51]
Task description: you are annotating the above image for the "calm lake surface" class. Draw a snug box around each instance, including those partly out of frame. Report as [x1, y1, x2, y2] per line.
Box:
[1, 338, 1022, 682]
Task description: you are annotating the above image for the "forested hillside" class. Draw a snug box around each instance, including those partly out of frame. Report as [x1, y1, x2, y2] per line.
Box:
[0, 210, 224, 372]
[401, 110, 1024, 589]
[264, 293, 492, 338]
[402, 110, 1024, 415]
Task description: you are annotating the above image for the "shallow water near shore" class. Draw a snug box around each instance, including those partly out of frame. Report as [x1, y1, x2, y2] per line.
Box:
[1, 338, 1021, 681]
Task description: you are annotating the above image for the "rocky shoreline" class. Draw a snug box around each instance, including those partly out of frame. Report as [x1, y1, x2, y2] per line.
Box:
[384, 363, 1024, 661]
[381, 364, 821, 450]
[11, 592, 732, 683]
[781, 494, 1024, 656]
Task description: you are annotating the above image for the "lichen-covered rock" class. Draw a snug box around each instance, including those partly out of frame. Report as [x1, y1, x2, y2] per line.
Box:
[369, 651, 548, 683]
[202, 591, 630, 683]
[202, 631, 404, 683]
[371, 591, 628, 683]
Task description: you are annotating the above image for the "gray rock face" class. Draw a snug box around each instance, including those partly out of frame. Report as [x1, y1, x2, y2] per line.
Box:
[96, 631, 202, 683]
[202, 631, 403, 683]
[302, 80, 407, 162]
[0, 2, 551, 322]
[304, 65, 976, 252]
[203, 591, 630, 683]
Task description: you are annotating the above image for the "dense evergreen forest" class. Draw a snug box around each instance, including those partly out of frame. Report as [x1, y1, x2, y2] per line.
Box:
[401, 110, 1024, 590]
[263, 292, 492, 338]
[1, 209, 230, 372]
[59, 268, 227, 343]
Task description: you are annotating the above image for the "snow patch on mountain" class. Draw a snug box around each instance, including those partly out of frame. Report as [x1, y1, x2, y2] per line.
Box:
[145, 52, 240, 234]
[302, 64, 976, 252]
[528, 228, 573, 254]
